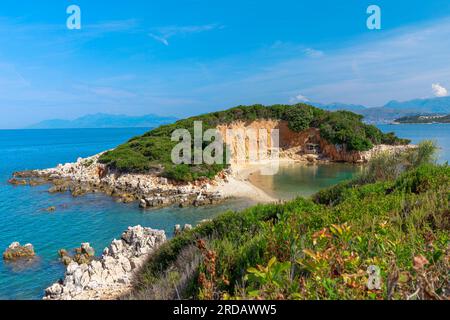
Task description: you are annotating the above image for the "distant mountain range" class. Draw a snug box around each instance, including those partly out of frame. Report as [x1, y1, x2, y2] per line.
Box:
[26, 96, 450, 128]
[27, 113, 178, 129]
[313, 96, 450, 124]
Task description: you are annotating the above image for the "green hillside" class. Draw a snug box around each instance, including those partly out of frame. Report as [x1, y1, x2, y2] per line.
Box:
[99, 104, 409, 182]
[129, 142, 449, 300]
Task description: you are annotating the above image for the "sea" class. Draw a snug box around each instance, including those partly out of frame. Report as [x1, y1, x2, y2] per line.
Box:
[0, 124, 448, 299]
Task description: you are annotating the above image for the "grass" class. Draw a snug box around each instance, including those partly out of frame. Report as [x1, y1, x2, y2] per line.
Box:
[128, 141, 449, 300]
[99, 104, 409, 182]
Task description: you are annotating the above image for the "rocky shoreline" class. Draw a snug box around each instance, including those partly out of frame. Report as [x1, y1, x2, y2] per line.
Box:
[9, 153, 227, 209]
[44, 225, 166, 300]
[8, 141, 414, 209]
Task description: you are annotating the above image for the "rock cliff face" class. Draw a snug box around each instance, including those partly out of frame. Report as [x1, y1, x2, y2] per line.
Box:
[217, 120, 413, 164]
[44, 225, 166, 300]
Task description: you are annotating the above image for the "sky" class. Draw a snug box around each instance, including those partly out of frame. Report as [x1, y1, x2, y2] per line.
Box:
[1, 0, 450, 128]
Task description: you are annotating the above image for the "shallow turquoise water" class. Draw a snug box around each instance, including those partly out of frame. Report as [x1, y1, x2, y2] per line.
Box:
[0, 124, 447, 299]
[249, 163, 361, 200]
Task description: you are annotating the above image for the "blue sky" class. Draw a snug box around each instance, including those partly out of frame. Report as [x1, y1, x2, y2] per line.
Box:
[1, 0, 450, 128]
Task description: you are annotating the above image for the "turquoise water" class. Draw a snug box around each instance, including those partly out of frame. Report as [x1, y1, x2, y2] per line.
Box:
[0, 128, 254, 300]
[249, 163, 361, 200]
[0, 124, 447, 300]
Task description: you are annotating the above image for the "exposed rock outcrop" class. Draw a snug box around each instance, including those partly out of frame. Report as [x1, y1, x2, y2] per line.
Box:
[10, 154, 228, 209]
[58, 243, 96, 266]
[44, 225, 166, 300]
[173, 224, 193, 236]
[3, 242, 35, 261]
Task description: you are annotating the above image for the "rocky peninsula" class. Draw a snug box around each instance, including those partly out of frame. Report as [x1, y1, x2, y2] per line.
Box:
[9, 152, 227, 209]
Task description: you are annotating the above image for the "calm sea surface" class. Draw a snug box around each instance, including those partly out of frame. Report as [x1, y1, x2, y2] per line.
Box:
[0, 124, 447, 299]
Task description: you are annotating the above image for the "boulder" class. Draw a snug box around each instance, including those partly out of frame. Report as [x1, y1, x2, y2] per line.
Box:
[58, 243, 95, 266]
[139, 198, 147, 208]
[158, 177, 168, 185]
[3, 242, 35, 261]
[174, 224, 182, 236]
[81, 243, 95, 257]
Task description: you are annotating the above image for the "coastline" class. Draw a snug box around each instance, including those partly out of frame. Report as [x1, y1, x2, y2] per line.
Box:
[8, 143, 414, 209]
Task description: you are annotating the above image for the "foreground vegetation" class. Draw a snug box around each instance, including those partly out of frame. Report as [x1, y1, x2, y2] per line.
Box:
[129, 141, 449, 300]
[99, 104, 409, 182]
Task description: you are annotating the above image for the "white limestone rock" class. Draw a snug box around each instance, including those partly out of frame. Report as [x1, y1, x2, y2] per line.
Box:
[43, 225, 166, 300]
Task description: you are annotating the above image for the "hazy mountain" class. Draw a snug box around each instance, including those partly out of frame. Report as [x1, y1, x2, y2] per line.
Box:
[313, 96, 450, 124]
[27, 113, 177, 129]
[27, 96, 450, 128]
[312, 102, 368, 113]
[384, 96, 450, 113]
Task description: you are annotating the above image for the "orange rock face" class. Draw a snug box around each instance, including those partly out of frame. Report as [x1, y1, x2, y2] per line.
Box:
[216, 120, 410, 164]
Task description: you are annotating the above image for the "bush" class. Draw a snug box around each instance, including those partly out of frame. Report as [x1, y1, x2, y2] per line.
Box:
[283, 105, 314, 132]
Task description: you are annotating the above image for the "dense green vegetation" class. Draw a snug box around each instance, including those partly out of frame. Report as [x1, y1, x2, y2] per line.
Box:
[129, 142, 449, 300]
[395, 114, 450, 124]
[99, 104, 409, 182]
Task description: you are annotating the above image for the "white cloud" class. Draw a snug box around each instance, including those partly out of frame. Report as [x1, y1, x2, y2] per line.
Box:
[303, 48, 324, 58]
[149, 24, 222, 46]
[289, 94, 309, 103]
[432, 83, 448, 97]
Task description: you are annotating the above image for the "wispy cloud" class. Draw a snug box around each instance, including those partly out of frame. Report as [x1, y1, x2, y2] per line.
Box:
[149, 24, 223, 46]
[303, 48, 324, 58]
[192, 17, 450, 107]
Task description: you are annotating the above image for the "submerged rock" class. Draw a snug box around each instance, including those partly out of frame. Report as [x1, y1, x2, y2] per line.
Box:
[8, 178, 27, 186]
[58, 243, 96, 266]
[44, 225, 166, 300]
[3, 242, 35, 261]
